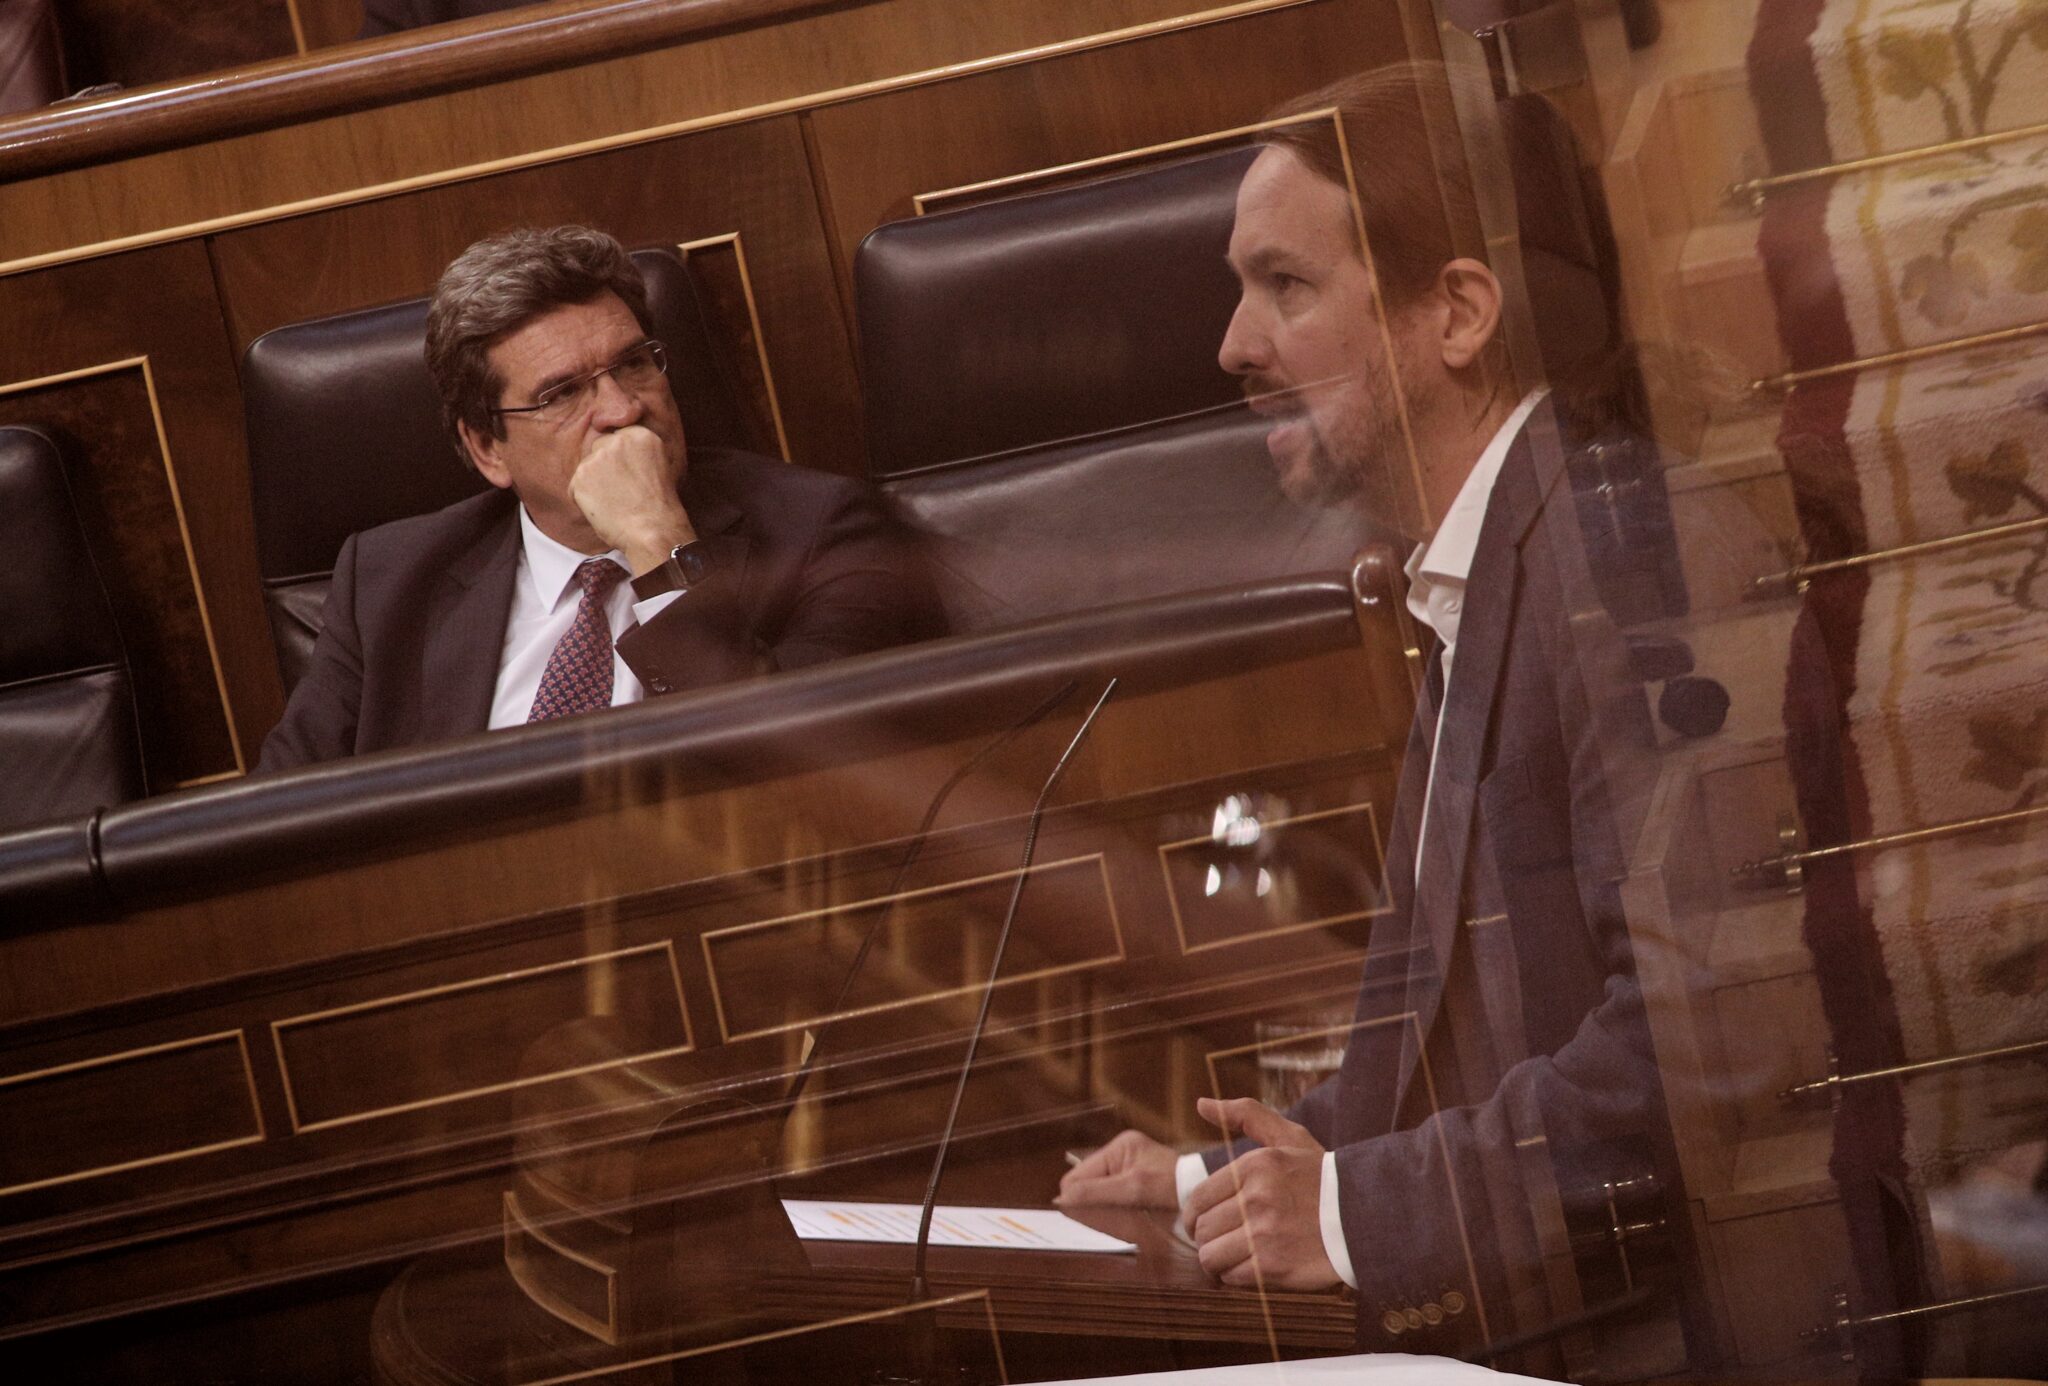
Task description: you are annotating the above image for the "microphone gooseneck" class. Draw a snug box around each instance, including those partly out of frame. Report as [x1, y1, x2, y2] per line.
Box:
[909, 678, 1118, 1302]
[779, 679, 1080, 1113]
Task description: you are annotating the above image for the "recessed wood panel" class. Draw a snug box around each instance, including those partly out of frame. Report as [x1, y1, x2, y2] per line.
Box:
[0, 1031, 264, 1197]
[0, 242, 280, 779]
[1157, 801, 1389, 953]
[701, 854, 1125, 1043]
[270, 940, 694, 1132]
[804, 0, 1409, 285]
[207, 115, 862, 475]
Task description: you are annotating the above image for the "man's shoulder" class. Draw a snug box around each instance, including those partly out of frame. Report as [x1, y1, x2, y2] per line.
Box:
[685, 448, 888, 550]
[345, 486, 514, 572]
[688, 446, 868, 510]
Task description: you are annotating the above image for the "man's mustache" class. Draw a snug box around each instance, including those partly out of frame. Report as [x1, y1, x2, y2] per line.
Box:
[1237, 370, 1360, 410]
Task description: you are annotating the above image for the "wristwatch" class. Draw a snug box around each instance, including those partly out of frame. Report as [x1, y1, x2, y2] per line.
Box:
[629, 540, 713, 601]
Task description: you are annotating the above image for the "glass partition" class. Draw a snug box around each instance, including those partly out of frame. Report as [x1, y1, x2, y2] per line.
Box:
[0, 0, 2044, 1381]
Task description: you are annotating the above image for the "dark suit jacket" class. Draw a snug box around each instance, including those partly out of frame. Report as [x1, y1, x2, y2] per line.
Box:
[1208, 407, 1664, 1360]
[257, 448, 939, 771]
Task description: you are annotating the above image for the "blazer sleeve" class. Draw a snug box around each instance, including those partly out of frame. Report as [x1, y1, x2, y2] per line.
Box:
[615, 478, 937, 695]
[256, 535, 367, 773]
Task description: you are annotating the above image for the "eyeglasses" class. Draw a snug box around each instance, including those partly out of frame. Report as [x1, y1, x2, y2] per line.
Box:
[492, 340, 669, 424]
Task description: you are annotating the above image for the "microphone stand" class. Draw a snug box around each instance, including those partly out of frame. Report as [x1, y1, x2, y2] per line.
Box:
[778, 678, 1080, 1116]
[909, 678, 1118, 1305]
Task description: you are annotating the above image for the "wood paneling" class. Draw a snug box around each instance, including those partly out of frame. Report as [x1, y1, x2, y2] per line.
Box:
[207, 115, 862, 475]
[0, 0, 1413, 775]
[680, 235, 790, 460]
[59, 0, 299, 93]
[805, 0, 1405, 288]
[0, 243, 280, 778]
[0, 371, 240, 783]
[295, 0, 368, 50]
[0, 0, 1332, 271]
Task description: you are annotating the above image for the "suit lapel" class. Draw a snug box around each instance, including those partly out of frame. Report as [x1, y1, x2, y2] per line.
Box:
[1391, 411, 1572, 1116]
[419, 507, 519, 742]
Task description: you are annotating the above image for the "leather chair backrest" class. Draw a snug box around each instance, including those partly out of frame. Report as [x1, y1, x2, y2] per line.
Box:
[243, 248, 753, 693]
[0, 426, 146, 828]
[857, 144, 1386, 631]
[0, 0, 64, 117]
[856, 146, 1257, 479]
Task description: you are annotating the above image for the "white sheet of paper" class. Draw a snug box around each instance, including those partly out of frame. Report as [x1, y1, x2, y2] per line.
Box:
[781, 1200, 1136, 1254]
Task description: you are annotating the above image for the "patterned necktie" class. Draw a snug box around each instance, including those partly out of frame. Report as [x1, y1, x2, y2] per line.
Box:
[527, 558, 627, 723]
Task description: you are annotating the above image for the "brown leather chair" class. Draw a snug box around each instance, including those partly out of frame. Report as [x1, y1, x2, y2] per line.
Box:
[856, 147, 1385, 631]
[240, 248, 756, 696]
[0, 426, 146, 831]
[0, 0, 64, 117]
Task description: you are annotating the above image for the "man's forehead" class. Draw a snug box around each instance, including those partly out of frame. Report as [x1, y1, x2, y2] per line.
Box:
[490, 293, 642, 381]
[1228, 147, 1359, 264]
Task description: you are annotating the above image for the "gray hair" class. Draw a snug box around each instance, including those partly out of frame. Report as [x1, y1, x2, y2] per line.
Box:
[424, 225, 653, 463]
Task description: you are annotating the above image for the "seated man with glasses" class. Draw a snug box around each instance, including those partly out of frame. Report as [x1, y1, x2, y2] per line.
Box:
[258, 224, 938, 770]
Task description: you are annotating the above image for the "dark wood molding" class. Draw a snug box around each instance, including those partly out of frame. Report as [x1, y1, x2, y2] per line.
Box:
[0, 0, 868, 183]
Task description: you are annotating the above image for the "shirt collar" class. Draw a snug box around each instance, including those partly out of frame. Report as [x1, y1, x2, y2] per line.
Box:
[1411, 387, 1548, 586]
[517, 506, 629, 611]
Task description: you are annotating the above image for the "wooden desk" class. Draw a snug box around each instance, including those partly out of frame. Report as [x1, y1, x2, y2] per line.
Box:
[0, 580, 1413, 1380]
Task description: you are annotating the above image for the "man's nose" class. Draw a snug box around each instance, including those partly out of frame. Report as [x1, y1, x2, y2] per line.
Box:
[1218, 297, 1265, 377]
[588, 369, 644, 429]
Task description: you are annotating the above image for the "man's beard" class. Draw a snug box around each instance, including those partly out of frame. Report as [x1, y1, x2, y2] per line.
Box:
[1242, 371, 1413, 523]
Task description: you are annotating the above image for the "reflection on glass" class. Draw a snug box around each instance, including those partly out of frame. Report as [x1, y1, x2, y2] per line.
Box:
[7, 0, 2048, 1380]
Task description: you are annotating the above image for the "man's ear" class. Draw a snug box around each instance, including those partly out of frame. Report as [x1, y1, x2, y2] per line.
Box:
[1433, 257, 1503, 371]
[458, 419, 514, 491]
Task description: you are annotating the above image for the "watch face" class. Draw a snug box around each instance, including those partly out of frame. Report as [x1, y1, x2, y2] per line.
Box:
[678, 546, 708, 585]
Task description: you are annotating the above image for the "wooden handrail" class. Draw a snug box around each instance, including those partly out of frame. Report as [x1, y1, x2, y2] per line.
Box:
[0, 0, 864, 183]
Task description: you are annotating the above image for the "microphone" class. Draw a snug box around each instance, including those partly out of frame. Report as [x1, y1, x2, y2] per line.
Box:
[779, 678, 1079, 1115]
[910, 678, 1118, 1304]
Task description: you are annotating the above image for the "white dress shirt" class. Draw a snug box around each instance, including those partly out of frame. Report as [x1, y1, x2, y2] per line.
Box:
[1172, 388, 1549, 1290]
[486, 506, 683, 729]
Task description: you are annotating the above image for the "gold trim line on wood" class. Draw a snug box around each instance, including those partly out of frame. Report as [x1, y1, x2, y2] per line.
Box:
[908, 109, 1333, 215]
[1156, 800, 1391, 956]
[1752, 319, 2048, 394]
[0, 355, 247, 774]
[0, 0, 1327, 281]
[1754, 513, 2048, 592]
[1784, 1034, 2048, 1103]
[676, 232, 792, 462]
[503, 1188, 621, 1346]
[282, 0, 309, 56]
[1733, 802, 2048, 883]
[0, 1029, 266, 1198]
[699, 852, 1125, 1045]
[1727, 119, 2048, 209]
[520, 1290, 1008, 1386]
[268, 939, 694, 1134]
